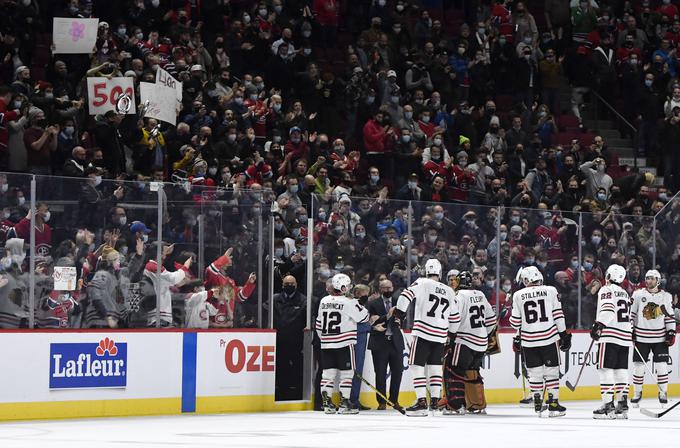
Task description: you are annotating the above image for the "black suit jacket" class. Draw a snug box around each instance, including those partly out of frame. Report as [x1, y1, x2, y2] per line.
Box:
[366, 296, 404, 352]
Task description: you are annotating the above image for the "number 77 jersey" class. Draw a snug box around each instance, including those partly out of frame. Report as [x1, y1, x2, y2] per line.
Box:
[510, 285, 566, 347]
[397, 278, 459, 344]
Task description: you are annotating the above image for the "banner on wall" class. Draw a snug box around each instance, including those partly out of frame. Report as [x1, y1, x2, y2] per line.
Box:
[53, 18, 99, 54]
[140, 82, 177, 126]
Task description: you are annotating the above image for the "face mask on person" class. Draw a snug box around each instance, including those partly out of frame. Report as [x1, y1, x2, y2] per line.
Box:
[583, 261, 593, 271]
[434, 212, 444, 220]
[275, 222, 283, 231]
[1, 210, 9, 219]
[401, 134, 411, 143]
[283, 284, 296, 295]
[408, 180, 417, 189]
[591, 235, 601, 245]
[234, 97, 244, 105]
[457, 47, 466, 55]
[303, 48, 312, 56]
[421, 116, 430, 123]
[335, 226, 344, 234]
[485, 280, 494, 288]
[502, 283, 512, 292]
[523, 37, 532, 44]
[645, 79, 653, 87]
[597, 164, 605, 173]
[291, 228, 301, 238]
[275, 248, 284, 258]
[289, 184, 299, 194]
[356, 231, 366, 239]
[525, 257, 535, 265]
[427, 235, 437, 244]
[392, 244, 402, 254]
[433, 137, 442, 146]
[249, 94, 258, 101]
[118, 216, 127, 226]
[94, 175, 102, 186]
[510, 215, 520, 224]
[500, 231, 507, 240]
[42, 211, 51, 222]
[370, 175, 380, 183]
[597, 193, 606, 201]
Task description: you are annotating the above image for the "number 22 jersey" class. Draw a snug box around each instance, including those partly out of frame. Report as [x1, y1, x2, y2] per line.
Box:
[397, 277, 459, 344]
[596, 284, 632, 347]
[510, 285, 566, 348]
[315, 295, 369, 349]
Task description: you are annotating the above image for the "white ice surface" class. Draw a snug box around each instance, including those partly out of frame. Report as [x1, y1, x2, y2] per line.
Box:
[0, 400, 678, 448]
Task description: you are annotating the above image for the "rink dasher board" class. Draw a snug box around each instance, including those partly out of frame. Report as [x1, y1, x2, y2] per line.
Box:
[0, 330, 677, 421]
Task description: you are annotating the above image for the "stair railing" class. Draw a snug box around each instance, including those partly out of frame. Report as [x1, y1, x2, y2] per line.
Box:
[590, 89, 639, 169]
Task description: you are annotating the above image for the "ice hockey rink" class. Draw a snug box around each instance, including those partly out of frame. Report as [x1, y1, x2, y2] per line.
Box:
[0, 400, 677, 448]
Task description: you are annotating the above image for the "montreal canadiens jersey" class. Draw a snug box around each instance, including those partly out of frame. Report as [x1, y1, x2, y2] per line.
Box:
[315, 295, 369, 349]
[397, 277, 459, 344]
[449, 289, 497, 352]
[510, 285, 566, 348]
[630, 288, 675, 344]
[596, 284, 632, 347]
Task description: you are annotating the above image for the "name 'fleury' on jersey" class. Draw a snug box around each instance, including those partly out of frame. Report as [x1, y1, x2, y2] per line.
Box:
[449, 289, 497, 351]
[397, 277, 459, 344]
[595, 284, 632, 346]
[315, 295, 369, 349]
[510, 285, 566, 347]
[631, 288, 675, 344]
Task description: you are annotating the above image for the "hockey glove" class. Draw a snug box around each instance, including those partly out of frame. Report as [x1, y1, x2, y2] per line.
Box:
[558, 331, 572, 352]
[590, 321, 604, 341]
[666, 330, 676, 347]
[392, 308, 406, 328]
[512, 335, 521, 353]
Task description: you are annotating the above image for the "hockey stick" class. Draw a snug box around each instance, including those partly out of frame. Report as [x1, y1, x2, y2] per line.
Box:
[640, 400, 680, 418]
[565, 338, 596, 391]
[353, 370, 407, 415]
[633, 344, 657, 380]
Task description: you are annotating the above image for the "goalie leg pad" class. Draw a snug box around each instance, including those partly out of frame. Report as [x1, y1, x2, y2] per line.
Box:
[464, 369, 486, 411]
[446, 366, 466, 410]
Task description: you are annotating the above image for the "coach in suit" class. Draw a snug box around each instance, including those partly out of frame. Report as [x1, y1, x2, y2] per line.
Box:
[367, 279, 404, 410]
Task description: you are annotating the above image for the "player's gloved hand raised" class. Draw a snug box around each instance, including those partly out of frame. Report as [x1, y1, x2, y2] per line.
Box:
[558, 331, 572, 352]
[590, 321, 604, 341]
[512, 335, 521, 353]
[666, 330, 676, 347]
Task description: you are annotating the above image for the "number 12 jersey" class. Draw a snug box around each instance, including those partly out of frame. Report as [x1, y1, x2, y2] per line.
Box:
[397, 277, 459, 344]
[315, 295, 369, 349]
[510, 285, 566, 347]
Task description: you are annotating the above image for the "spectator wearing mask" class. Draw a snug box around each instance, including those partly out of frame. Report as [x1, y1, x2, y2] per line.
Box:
[85, 245, 122, 328]
[580, 156, 612, 199]
[23, 108, 58, 175]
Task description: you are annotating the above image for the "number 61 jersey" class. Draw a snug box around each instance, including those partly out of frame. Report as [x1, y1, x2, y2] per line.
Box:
[315, 294, 369, 349]
[510, 285, 566, 347]
[397, 277, 459, 344]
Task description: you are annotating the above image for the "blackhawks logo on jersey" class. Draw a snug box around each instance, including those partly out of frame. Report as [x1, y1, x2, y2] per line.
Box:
[642, 302, 663, 320]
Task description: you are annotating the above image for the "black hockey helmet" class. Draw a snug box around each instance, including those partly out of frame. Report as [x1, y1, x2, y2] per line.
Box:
[456, 271, 473, 289]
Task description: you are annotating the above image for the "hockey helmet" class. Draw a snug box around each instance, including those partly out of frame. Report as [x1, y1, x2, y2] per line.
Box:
[522, 266, 543, 286]
[456, 271, 473, 289]
[424, 258, 442, 278]
[645, 269, 661, 289]
[331, 273, 352, 293]
[605, 264, 626, 284]
[514, 267, 525, 285]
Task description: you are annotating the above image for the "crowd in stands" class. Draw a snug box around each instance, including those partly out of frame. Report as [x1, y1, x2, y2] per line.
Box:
[0, 0, 679, 330]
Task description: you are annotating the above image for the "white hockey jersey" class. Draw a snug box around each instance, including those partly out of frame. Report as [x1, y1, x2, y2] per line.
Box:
[397, 277, 459, 344]
[595, 284, 632, 347]
[630, 288, 675, 344]
[510, 285, 566, 348]
[315, 295, 369, 349]
[449, 289, 497, 352]
[184, 291, 219, 329]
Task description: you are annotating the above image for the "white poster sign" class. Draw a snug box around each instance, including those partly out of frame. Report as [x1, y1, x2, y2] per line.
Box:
[155, 67, 182, 103]
[53, 18, 99, 54]
[140, 82, 177, 126]
[86, 77, 136, 115]
[53, 267, 77, 291]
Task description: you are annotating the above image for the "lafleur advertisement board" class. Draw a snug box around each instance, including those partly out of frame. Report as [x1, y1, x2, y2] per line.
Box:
[49, 337, 127, 389]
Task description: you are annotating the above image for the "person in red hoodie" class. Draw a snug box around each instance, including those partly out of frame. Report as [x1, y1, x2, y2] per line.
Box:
[205, 247, 256, 327]
[0, 86, 21, 158]
[13, 203, 52, 258]
[284, 126, 310, 161]
[363, 110, 394, 174]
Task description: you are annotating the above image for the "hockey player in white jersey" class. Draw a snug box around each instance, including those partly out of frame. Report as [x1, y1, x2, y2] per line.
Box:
[395, 259, 459, 416]
[630, 269, 676, 407]
[590, 264, 632, 419]
[443, 271, 496, 414]
[315, 273, 369, 414]
[510, 266, 570, 417]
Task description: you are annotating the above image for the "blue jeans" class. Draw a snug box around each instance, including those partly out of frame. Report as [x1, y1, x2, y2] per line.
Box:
[350, 323, 370, 403]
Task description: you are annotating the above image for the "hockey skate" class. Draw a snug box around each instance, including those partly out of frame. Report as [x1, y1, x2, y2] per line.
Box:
[442, 405, 466, 416]
[615, 396, 628, 419]
[593, 401, 616, 419]
[519, 396, 534, 408]
[322, 392, 337, 414]
[659, 392, 668, 408]
[533, 393, 546, 414]
[546, 394, 566, 418]
[338, 398, 359, 414]
[429, 398, 441, 414]
[630, 393, 641, 408]
[466, 407, 487, 415]
[405, 398, 429, 416]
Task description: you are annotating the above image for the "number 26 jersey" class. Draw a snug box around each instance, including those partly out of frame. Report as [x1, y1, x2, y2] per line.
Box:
[510, 285, 566, 348]
[315, 295, 369, 349]
[397, 277, 459, 344]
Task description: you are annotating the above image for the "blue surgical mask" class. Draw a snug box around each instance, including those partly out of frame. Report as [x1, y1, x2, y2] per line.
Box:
[408, 181, 418, 189]
[402, 134, 411, 143]
[583, 262, 593, 271]
[356, 231, 366, 239]
[645, 79, 653, 87]
[289, 185, 299, 194]
[370, 175, 379, 183]
[570, 260, 579, 269]
[404, 111, 413, 120]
